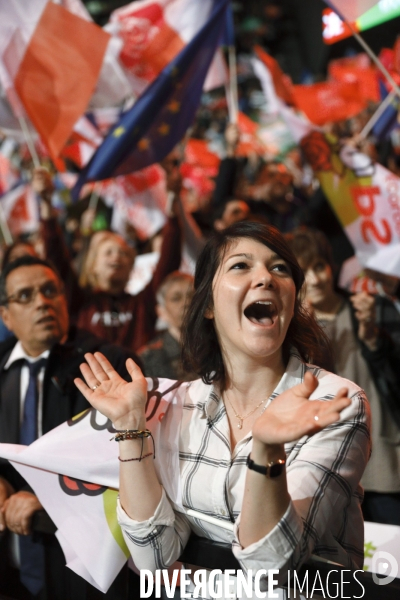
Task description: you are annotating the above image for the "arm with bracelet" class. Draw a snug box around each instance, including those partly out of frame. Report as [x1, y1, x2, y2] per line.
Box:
[75, 352, 191, 571]
[77, 354, 162, 521]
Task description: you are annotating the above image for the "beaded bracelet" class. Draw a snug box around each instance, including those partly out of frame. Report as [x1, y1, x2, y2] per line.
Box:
[110, 429, 152, 442]
[118, 452, 153, 463]
[111, 429, 155, 460]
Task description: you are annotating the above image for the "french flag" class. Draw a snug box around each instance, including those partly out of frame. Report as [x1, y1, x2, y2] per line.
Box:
[0, 0, 110, 158]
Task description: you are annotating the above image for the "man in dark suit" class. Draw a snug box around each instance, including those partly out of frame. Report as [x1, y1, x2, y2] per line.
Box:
[0, 255, 139, 600]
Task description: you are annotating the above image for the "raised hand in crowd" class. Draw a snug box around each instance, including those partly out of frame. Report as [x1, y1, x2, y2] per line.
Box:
[32, 167, 55, 220]
[350, 291, 378, 350]
[225, 122, 240, 157]
[80, 207, 97, 235]
[162, 156, 183, 200]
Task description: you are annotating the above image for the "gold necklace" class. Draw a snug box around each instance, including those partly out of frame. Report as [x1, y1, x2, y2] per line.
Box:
[224, 395, 267, 429]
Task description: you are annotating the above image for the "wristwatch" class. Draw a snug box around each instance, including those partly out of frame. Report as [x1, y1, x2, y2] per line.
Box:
[246, 453, 286, 478]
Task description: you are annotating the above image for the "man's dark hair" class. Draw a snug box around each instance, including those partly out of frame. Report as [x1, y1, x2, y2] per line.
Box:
[211, 197, 250, 224]
[1, 240, 36, 271]
[0, 256, 62, 306]
[181, 221, 331, 384]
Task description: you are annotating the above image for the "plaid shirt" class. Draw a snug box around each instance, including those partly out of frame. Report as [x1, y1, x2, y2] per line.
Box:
[118, 353, 371, 584]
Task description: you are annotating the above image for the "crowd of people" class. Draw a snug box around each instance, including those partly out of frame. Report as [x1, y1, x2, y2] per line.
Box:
[1, 38, 400, 600]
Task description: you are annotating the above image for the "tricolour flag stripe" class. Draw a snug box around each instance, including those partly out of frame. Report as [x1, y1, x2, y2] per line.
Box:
[14, 2, 110, 158]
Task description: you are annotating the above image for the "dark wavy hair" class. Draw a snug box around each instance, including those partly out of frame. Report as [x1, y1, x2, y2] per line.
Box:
[181, 221, 331, 384]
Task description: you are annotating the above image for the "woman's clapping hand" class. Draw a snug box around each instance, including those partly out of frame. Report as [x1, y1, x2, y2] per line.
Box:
[252, 371, 352, 447]
[74, 352, 148, 430]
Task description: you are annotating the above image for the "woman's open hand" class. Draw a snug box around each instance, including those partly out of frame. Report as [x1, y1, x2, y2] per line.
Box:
[74, 352, 148, 430]
[252, 371, 352, 446]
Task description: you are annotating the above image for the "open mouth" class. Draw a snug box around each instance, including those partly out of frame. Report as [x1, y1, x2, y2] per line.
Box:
[244, 301, 278, 325]
[106, 263, 123, 272]
[36, 315, 56, 325]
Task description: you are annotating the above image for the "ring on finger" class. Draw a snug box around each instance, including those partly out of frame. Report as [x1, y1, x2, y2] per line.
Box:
[314, 415, 319, 422]
[91, 382, 100, 391]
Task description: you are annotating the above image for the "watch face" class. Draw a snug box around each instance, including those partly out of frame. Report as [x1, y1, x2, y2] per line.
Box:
[269, 462, 285, 478]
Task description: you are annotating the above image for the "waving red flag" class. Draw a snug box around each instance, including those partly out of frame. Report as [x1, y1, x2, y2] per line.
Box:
[292, 80, 366, 125]
[2, 1, 110, 158]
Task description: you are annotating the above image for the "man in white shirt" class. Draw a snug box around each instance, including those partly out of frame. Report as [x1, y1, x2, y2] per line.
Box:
[0, 255, 139, 600]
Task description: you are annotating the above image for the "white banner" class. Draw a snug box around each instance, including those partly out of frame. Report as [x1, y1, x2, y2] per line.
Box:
[301, 131, 400, 277]
[0, 377, 186, 592]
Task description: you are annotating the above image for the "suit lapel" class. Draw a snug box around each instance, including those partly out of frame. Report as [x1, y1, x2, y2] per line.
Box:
[0, 359, 22, 444]
[42, 342, 82, 433]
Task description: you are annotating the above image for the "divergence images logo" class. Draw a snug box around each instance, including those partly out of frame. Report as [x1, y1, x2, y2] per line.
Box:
[372, 551, 398, 586]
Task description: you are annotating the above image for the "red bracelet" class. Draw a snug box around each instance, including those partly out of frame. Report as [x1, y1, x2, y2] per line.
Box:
[118, 452, 153, 463]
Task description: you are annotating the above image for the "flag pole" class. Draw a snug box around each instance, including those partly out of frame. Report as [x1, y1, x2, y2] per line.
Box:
[343, 19, 400, 99]
[357, 90, 397, 141]
[88, 191, 99, 212]
[88, 181, 101, 210]
[0, 201, 13, 245]
[88, 181, 102, 211]
[227, 45, 239, 123]
[18, 116, 41, 168]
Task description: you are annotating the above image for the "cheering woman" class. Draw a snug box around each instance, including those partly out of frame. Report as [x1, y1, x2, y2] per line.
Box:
[75, 222, 370, 596]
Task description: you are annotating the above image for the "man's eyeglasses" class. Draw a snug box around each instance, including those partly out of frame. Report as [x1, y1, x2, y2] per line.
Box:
[4, 281, 64, 305]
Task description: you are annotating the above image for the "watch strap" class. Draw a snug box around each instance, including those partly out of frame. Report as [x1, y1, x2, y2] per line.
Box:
[246, 454, 286, 478]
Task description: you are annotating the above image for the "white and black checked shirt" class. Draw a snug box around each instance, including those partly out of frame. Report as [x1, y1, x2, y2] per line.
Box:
[117, 353, 371, 585]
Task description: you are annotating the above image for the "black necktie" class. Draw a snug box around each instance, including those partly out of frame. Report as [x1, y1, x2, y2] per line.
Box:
[19, 357, 47, 596]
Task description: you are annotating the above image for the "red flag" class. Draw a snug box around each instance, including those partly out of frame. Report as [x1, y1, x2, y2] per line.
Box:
[254, 45, 295, 106]
[184, 139, 220, 170]
[61, 142, 96, 169]
[12, 2, 110, 158]
[236, 112, 266, 157]
[61, 116, 103, 168]
[394, 38, 400, 75]
[292, 81, 366, 125]
[377, 47, 400, 88]
[0, 152, 18, 196]
[1, 184, 38, 237]
[181, 139, 220, 204]
[322, 8, 356, 45]
[328, 54, 379, 103]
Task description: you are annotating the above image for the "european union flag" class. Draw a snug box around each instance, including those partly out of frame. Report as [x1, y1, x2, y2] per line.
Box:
[73, 0, 229, 199]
